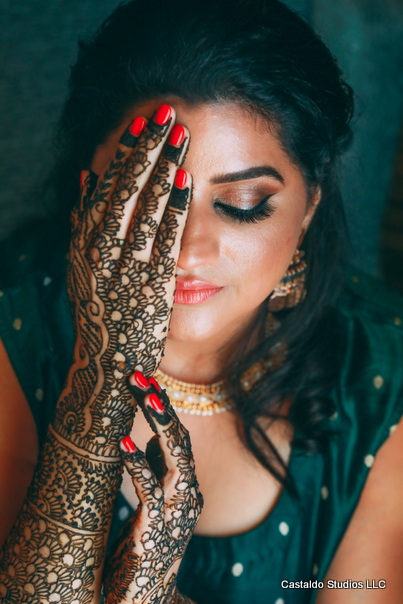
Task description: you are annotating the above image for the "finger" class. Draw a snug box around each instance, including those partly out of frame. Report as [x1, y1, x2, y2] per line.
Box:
[127, 377, 194, 479]
[122, 124, 190, 264]
[86, 117, 147, 237]
[145, 434, 168, 482]
[99, 104, 176, 247]
[151, 169, 192, 281]
[139, 385, 204, 533]
[119, 436, 165, 520]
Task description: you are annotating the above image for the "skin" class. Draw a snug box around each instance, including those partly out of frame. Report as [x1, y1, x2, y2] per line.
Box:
[0, 99, 402, 602]
[0, 105, 200, 604]
[91, 100, 320, 386]
[90, 99, 316, 540]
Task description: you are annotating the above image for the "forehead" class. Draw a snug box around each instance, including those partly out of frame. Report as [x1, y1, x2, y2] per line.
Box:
[92, 98, 301, 185]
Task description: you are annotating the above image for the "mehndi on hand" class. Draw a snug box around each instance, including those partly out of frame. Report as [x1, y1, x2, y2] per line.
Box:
[0, 104, 193, 604]
[103, 373, 202, 604]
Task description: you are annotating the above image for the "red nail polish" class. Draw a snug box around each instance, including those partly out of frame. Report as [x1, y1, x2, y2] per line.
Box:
[175, 169, 187, 189]
[130, 371, 150, 389]
[169, 125, 185, 146]
[154, 104, 172, 126]
[149, 377, 161, 392]
[147, 393, 164, 413]
[130, 116, 147, 136]
[80, 170, 86, 188]
[121, 436, 136, 453]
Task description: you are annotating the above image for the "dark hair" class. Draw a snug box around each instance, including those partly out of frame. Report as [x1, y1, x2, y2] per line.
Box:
[27, 0, 354, 497]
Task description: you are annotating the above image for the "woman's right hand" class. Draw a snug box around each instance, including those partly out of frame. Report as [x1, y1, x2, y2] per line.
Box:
[54, 103, 192, 454]
[0, 106, 192, 604]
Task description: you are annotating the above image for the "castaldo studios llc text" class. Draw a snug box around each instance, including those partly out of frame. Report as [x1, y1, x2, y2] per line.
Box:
[281, 580, 386, 590]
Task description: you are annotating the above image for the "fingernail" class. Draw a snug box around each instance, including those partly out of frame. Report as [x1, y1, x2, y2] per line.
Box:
[149, 377, 161, 392]
[146, 393, 164, 413]
[175, 169, 187, 189]
[154, 104, 172, 126]
[121, 436, 136, 453]
[130, 371, 150, 390]
[169, 125, 185, 147]
[130, 116, 147, 136]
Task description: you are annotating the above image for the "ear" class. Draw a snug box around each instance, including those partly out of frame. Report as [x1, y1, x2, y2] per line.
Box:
[299, 186, 321, 246]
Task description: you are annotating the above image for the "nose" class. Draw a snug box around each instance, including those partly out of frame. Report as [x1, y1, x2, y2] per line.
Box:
[176, 198, 220, 272]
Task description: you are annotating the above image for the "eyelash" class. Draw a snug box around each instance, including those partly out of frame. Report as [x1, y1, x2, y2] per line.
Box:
[213, 195, 275, 224]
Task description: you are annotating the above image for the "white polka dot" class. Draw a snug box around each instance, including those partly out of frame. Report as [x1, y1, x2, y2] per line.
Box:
[231, 562, 244, 577]
[0, 291, 4, 297]
[13, 318, 22, 331]
[19, 254, 26, 262]
[313, 563, 318, 576]
[275, 599, 285, 604]
[43, 276, 52, 286]
[321, 486, 329, 500]
[394, 317, 402, 326]
[35, 389, 44, 401]
[330, 411, 338, 421]
[390, 424, 398, 434]
[279, 521, 289, 536]
[351, 275, 359, 283]
[364, 454, 375, 468]
[118, 506, 130, 521]
[373, 375, 384, 389]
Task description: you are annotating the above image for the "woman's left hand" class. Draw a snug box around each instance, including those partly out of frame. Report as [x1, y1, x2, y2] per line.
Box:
[103, 373, 203, 604]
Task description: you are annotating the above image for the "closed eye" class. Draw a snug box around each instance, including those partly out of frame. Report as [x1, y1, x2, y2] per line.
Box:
[213, 195, 276, 224]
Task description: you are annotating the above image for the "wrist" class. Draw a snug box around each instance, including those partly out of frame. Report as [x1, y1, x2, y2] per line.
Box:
[53, 374, 135, 456]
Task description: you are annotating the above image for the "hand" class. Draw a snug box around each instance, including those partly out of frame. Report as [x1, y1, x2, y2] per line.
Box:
[0, 107, 192, 604]
[54, 104, 192, 455]
[103, 374, 203, 604]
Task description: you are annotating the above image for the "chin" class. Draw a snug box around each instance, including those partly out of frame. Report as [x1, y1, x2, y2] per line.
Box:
[167, 304, 224, 343]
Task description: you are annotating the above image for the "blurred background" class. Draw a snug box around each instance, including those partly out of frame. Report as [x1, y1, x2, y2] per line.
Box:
[1, 0, 403, 292]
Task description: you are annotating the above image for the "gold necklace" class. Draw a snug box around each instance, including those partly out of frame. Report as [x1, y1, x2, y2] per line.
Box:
[154, 313, 286, 415]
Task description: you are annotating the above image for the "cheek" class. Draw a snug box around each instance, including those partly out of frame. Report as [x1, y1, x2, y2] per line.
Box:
[224, 217, 300, 301]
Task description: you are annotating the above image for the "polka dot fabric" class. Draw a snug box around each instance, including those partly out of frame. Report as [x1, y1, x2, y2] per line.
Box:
[1, 228, 403, 604]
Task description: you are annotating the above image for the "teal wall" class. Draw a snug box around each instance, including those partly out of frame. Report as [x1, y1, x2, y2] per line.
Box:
[1, 0, 402, 275]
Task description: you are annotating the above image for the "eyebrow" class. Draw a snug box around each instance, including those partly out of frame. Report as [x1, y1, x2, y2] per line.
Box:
[210, 166, 284, 185]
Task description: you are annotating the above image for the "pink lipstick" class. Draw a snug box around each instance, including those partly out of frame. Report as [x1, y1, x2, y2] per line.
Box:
[174, 279, 223, 305]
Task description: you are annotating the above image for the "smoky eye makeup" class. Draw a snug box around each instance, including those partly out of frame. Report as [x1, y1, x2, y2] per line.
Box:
[213, 187, 277, 224]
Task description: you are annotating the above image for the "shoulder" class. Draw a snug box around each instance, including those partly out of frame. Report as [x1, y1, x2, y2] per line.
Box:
[331, 267, 403, 435]
[312, 269, 403, 595]
[0, 223, 73, 443]
[336, 266, 403, 351]
[317, 410, 403, 602]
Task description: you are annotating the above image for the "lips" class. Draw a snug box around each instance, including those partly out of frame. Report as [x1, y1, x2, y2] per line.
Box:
[174, 279, 223, 305]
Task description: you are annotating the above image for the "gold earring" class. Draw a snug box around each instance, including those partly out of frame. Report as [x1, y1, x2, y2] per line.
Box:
[268, 248, 307, 311]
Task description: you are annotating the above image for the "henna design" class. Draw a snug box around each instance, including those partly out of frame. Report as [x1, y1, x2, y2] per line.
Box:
[0, 111, 193, 603]
[103, 385, 202, 604]
[167, 186, 191, 212]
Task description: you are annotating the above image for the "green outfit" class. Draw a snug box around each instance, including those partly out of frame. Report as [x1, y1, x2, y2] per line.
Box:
[1, 231, 402, 604]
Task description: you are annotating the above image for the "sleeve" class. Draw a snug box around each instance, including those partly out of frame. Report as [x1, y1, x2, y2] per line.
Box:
[312, 268, 403, 585]
[0, 244, 74, 445]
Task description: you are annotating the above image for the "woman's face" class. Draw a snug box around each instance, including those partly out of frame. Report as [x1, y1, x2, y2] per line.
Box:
[91, 100, 319, 347]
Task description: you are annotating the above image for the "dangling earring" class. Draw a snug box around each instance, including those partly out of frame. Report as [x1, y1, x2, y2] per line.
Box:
[268, 248, 307, 311]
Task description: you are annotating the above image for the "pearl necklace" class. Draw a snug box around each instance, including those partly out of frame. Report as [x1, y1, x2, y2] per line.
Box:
[154, 314, 286, 415]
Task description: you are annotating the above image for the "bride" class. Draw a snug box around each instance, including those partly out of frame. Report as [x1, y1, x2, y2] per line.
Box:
[0, 0, 402, 602]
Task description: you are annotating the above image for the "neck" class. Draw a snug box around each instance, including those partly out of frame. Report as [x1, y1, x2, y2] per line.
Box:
[159, 305, 264, 384]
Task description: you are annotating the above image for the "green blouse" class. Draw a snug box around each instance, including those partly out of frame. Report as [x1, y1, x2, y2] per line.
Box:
[0, 233, 402, 604]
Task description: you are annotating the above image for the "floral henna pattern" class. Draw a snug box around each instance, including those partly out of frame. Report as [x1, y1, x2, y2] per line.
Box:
[0, 502, 104, 604]
[56, 115, 187, 454]
[0, 111, 192, 603]
[103, 386, 202, 604]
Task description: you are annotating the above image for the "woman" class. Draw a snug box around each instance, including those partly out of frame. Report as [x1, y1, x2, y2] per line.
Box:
[0, 0, 402, 602]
